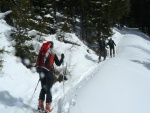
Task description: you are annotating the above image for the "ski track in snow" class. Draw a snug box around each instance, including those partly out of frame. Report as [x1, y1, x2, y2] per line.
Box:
[52, 29, 150, 113]
[36, 29, 125, 113]
[53, 57, 114, 113]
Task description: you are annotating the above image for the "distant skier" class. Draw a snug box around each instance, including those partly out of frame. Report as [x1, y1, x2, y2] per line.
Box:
[98, 38, 107, 62]
[35, 41, 64, 113]
[107, 38, 116, 57]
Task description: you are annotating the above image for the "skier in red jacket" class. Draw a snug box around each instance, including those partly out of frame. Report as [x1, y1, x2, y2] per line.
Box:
[35, 41, 64, 113]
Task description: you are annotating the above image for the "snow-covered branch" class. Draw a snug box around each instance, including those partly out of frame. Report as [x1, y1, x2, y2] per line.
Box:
[0, 10, 12, 19]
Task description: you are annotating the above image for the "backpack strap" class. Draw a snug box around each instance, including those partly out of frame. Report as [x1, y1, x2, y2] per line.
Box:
[49, 54, 55, 69]
[44, 49, 51, 63]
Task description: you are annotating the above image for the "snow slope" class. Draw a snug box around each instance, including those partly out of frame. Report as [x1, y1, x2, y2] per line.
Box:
[68, 28, 150, 113]
[0, 12, 98, 113]
[0, 11, 150, 113]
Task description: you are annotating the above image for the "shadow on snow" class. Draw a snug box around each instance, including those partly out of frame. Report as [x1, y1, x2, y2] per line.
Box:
[131, 59, 150, 70]
[0, 91, 36, 111]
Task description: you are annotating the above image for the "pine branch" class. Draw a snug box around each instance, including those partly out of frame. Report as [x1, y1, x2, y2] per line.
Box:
[63, 39, 80, 46]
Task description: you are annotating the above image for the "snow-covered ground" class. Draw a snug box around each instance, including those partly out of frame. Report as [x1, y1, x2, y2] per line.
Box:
[0, 11, 150, 113]
[69, 29, 150, 113]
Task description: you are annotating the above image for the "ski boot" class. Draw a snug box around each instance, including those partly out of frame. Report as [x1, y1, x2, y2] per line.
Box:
[45, 103, 52, 113]
[37, 100, 44, 112]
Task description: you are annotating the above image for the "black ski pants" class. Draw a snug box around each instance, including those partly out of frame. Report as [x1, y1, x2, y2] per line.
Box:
[109, 47, 115, 56]
[39, 69, 54, 103]
[99, 48, 106, 60]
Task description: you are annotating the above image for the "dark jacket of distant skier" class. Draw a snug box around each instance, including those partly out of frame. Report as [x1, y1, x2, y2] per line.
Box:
[107, 38, 116, 57]
[35, 41, 64, 112]
[98, 38, 107, 61]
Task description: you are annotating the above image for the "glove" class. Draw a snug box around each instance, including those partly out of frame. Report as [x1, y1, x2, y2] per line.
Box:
[61, 53, 64, 59]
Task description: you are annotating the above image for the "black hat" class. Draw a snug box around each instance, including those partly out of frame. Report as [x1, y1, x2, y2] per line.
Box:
[48, 41, 53, 48]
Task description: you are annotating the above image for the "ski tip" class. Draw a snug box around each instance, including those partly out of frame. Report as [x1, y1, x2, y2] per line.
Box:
[44, 108, 53, 113]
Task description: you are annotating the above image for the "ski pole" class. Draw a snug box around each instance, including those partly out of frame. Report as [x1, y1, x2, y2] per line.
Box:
[25, 79, 40, 113]
[62, 61, 67, 98]
[62, 61, 65, 96]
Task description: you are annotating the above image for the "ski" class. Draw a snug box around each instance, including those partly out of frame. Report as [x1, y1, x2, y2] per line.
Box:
[36, 109, 45, 113]
[44, 108, 53, 113]
[37, 108, 53, 113]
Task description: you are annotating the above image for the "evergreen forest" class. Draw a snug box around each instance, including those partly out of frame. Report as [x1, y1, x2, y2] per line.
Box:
[0, 0, 149, 68]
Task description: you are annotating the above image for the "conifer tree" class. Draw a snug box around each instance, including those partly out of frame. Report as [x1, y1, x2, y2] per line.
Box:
[75, 0, 130, 50]
[109, 0, 130, 28]
[30, 0, 56, 36]
[55, 0, 73, 41]
[10, 0, 36, 68]
[0, 48, 9, 70]
[73, 0, 90, 41]
[128, 0, 150, 35]
[0, 49, 5, 70]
